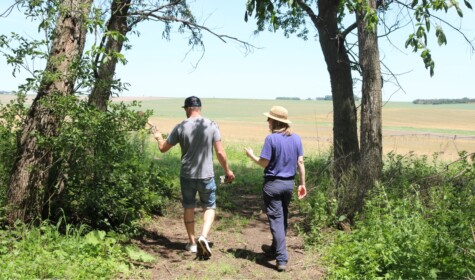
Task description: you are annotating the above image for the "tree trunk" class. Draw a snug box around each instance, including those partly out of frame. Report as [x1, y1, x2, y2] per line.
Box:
[314, 0, 360, 179]
[302, 0, 360, 220]
[356, 0, 383, 212]
[88, 0, 131, 111]
[6, 0, 93, 225]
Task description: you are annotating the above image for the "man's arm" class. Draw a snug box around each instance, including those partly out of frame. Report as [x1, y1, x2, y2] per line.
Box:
[153, 127, 173, 153]
[214, 140, 235, 182]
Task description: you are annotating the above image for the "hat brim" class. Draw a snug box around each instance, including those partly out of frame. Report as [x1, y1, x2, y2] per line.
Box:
[263, 112, 292, 124]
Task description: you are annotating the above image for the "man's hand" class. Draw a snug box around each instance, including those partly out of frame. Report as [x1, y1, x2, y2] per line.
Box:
[225, 170, 235, 183]
[152, 125, 163, 140]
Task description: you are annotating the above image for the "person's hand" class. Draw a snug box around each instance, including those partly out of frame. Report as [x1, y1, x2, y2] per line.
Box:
[245, 147, 254, 158]
[297, 185, 307, 199]
[225, 170, 235, 183]
[152, 126, 162, 140]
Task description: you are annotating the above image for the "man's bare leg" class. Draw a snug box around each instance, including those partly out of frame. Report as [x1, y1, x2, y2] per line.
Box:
[184, 208, 195, 244]
[201, 208, 215, 238]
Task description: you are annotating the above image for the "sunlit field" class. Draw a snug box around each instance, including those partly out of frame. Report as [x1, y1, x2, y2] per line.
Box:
[115, 96, 475, 161]
[1, 94, 474, 161]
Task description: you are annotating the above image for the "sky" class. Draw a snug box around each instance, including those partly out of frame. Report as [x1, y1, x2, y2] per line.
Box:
[0, 0, 474, 102]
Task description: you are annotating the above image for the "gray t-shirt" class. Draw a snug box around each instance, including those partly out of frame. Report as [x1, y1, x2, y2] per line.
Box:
[166, 117, 221, 179]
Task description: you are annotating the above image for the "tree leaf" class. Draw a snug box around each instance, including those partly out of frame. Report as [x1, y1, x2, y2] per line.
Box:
[456, 6, 464, 16]
[436, 26, 447, 45]
[465, 0, 473, 9]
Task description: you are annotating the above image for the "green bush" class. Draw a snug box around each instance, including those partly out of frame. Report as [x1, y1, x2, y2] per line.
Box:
[296, 155, 336, 246]
[0, 94, 28, 217]
[0, 94, 175, 232]
[322, 152, 475, 279]
[46, 96, 175, 232]
[0, 220, 153, 279]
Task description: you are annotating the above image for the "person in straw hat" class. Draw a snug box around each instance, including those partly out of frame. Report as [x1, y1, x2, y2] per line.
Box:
[245, 105, 307, 272]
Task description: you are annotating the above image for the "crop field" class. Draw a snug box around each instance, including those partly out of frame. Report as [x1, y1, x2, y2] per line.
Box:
[117, 96, 475, 161]
[1, 94, 474, 161]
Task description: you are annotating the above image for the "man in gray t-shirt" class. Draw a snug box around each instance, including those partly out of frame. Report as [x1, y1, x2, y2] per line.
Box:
[167, 117, 220, 179]
[152, 96, 235, 258]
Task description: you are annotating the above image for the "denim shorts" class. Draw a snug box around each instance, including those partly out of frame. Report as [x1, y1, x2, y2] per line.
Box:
[180, 177, 216, 209]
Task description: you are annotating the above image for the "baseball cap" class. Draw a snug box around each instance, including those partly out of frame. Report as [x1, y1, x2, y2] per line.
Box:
[182, 96, 202, 108]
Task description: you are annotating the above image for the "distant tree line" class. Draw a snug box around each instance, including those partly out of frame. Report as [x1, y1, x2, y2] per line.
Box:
[413, 97, 475, 104]
[316, 95, 333, 101]
[277, 95, 361, 102]
[276, 97, 301, 100]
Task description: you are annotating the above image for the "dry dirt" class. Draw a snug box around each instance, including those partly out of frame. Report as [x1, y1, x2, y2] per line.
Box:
[133, 191, 325, 280]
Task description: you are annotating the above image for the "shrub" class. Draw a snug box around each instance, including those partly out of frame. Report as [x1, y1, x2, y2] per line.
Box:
[0, 220, 153, 279]
[295, 155, 336, 246]
[0, 94, 28, 213]
[0, 94, 175, 233]
[45, 96, 175, 232]
[323, 152, 475, 279]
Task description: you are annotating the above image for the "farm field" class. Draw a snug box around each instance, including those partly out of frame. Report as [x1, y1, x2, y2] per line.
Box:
[2, 94, 474, 161]
[117, 96, 475, 161]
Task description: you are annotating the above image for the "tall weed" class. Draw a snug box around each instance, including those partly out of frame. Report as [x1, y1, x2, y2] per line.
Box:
[0, 220, 153, 279]
[323, 152, 475, 279]
[295, 155, 336, 246]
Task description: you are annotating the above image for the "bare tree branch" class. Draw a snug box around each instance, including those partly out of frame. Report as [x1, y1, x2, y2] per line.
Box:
[127, 12, 257, 53]
[342, 22, 358, 39]
[0, 2, 16, 17]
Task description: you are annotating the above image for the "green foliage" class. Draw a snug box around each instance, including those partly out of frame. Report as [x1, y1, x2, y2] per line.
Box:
[0, 94, 175, 233]
[0, 94, 29, 217]
[320, 151, 475, 279]
[0, 220, 152, 279]
[295, 155, 336, 246]
[403, 0, 472, 76]
[42, 95, 174, 232]
[245, 0, 309, 39]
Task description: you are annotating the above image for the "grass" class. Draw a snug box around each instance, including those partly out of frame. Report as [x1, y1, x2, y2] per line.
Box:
[0, 221, 150, 280]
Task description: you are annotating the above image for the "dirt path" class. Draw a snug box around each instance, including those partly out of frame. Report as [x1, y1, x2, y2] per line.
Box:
[134, 193, 325, 279]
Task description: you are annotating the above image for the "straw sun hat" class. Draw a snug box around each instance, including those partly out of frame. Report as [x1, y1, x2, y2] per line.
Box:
[263, 106, 292, 124]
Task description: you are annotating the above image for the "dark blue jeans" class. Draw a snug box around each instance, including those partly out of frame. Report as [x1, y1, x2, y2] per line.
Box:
[262, 179, 294, 265]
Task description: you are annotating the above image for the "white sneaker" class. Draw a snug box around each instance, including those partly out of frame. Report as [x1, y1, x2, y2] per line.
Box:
[185, 243, 197, 253]
[198, 235, 212, 256]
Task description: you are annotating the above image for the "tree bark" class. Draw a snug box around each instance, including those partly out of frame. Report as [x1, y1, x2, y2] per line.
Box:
[299, 0, 360, 220]
[88, 0, 131, 111]
[6, 0, 93, 225]
[356, 0, 383, 212]
[314, 0, 360, 179]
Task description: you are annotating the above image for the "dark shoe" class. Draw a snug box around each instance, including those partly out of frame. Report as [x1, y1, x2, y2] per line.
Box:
[261, 244, 276, 259]
[198, 235, 212, 257]
[277, 263, 287, 272]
